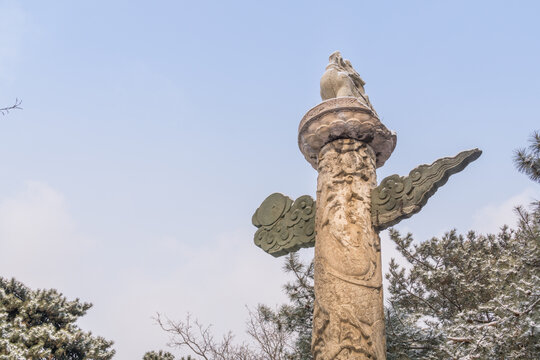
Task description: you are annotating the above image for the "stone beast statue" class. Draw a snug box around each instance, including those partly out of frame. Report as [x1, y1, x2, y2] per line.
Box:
[320, 51, 376, 114]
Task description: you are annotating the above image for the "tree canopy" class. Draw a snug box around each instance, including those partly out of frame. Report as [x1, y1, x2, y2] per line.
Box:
[143, 350, 177, 360]
[385, 202, 539, 359]
[0, 277, 115, 360]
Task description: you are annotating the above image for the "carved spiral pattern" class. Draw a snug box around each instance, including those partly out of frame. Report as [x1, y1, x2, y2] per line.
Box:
[252, 193, 316, 257]
[371, 148, 482, 230]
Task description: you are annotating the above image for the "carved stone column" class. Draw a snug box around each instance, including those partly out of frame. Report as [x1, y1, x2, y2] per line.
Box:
[299, 97, 396, 360]
[252, 51, 481, 360]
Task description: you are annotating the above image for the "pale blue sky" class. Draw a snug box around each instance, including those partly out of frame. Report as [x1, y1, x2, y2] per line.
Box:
[1, 1, 539, 358]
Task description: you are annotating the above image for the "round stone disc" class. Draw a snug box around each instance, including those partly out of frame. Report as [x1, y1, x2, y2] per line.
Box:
[257, 193, 288, 226]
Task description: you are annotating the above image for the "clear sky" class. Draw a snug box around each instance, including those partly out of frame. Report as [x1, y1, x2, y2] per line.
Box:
[1, 0, 539, 358]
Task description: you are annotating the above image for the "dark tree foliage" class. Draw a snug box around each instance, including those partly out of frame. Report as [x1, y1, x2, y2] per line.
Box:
[384, 307, 439, 359]
[514, 130, 540, 183]
[256, 253, 314, 360]
[385, 203, 539, 359]
[0, 277, 115, 359]
[143, 350, 177, 360]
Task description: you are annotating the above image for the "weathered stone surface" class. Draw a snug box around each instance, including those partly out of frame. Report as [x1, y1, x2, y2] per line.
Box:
[372, 148, 482, 231]
[251, 52, 482, 360]
[313, 139, 386, 360]
[298, 97, 396, 170]
[252, 193, 316, 257]
[320, 51, 376, 115]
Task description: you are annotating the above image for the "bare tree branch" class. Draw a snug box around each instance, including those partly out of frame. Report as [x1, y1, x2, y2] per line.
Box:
[245, 307, 294, 360]
[154, 313, 263, 360]
[0, 98, 22, 115]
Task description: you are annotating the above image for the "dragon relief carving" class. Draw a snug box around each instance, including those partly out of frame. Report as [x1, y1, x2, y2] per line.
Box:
[312, 299, 382, 360]
[252, 193, 316, 257]
[316, 139, 380, 286]
[372, 148, 482, 231]
[313, 139, 384, 360]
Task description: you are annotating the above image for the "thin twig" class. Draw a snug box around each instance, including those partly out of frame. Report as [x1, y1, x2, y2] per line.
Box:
[0, 98, 22, 115]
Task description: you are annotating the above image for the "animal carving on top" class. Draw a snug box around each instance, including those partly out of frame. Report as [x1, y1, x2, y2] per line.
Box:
[320, 51, 377, 115]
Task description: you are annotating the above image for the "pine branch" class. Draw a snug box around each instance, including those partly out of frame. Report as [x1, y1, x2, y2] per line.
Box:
[514, 130, 540, 182]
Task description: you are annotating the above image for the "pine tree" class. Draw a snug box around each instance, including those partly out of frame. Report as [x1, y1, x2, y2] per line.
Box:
[143, 350, 176, 360]
[254, 253, 314, 360]
[385, 203, 539, 359]
[383, 133, 540, 359]
[0, 277, 115, 359]
[514, 130, 540, 183]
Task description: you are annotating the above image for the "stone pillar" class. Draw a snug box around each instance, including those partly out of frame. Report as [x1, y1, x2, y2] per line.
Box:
[298, 97, 396, 360]
[313, 139, 384, 359]
[252, 51, 480, 360]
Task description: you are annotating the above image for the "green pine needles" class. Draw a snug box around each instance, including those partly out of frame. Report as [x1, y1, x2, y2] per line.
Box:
[0, 278, 115, 360]
[386, 202, 539, 359]
[143, 350, 177, 360]
[514, 131, 540, 183]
